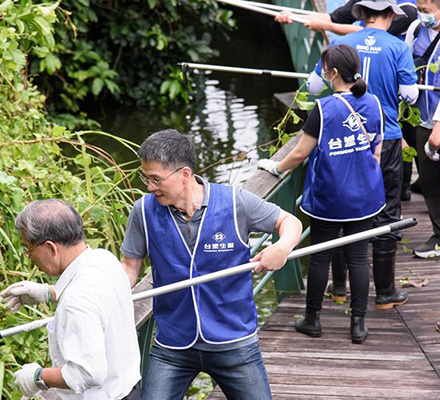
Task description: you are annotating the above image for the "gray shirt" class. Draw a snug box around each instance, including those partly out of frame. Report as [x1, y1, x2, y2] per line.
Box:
[121, 176, 281, 351]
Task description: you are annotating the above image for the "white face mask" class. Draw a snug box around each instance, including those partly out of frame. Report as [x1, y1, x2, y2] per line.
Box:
[419, 12, 440, 28]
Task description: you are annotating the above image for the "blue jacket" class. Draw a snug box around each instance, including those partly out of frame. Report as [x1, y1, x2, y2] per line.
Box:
[301, 93, 386, 221]
[143, 183, 257, 349]
[413, 23, 440, 128]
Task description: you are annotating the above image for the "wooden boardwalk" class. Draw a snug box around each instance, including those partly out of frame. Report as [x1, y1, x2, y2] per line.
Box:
[209, 192, 440, 399]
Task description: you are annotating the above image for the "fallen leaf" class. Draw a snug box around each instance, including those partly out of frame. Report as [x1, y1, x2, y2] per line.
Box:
[401, 278, 429, 288]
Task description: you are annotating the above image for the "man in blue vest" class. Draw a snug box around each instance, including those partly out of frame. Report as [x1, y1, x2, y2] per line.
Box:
[121, 129, 302, 400]
[307, 0, 419, 310]
[405, 0, 440, 258]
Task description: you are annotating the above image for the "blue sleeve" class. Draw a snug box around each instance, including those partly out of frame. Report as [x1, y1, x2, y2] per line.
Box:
[314, 39, 339, 75]
[397, 44, 417, 85]
[314, 59, 323, 75]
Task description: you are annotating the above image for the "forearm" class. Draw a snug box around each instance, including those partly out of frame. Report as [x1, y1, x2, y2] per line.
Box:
[121, 257, 143, 288]
[429, 124, 440, 150]
[277, 150, 307, 173]
[374, 142, 382, 165]
[323, 22, 362, 35]
[42, 367, 70, 390]
[277, 133, 317, 172]
[276, 214, 303, 252]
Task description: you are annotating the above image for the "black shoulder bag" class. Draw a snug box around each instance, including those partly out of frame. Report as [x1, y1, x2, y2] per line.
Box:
[413, 24, 440, 84]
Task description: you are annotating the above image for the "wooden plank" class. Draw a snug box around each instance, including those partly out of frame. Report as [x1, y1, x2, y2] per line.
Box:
[208, 177, 440, 399]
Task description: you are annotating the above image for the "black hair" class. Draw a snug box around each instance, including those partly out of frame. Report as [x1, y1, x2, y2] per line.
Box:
[321, 44, 367, 97]
[137, 129, 196, 174]
[362, 7, 394, 21]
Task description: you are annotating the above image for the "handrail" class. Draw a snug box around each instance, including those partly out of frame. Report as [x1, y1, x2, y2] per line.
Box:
[253, 226, 310, 296]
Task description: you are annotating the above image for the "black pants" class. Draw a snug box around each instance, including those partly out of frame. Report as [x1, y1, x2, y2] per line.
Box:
[306, 217, 374, 317]
[122, 384, 141, 400]
[373, 139, 403, 241]
[416, 126, 440, 236]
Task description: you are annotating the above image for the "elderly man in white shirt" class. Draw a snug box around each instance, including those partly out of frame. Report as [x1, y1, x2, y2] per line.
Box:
[0, 199, 141, 400]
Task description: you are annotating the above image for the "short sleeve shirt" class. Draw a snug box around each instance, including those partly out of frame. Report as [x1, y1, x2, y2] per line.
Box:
[121, 176, 281, 258]
[314, 28, 417, 140]
[330, 0, 417, 38]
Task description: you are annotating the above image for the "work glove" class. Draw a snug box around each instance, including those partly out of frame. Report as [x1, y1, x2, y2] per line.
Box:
[1, 281, 50, 312]
[425, 141, 440, 161]
[258, 159, 282, 176]
[14, 363, 42, 397]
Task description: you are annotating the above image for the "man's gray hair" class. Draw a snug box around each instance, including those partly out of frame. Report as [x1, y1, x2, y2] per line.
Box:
[16, 199, 84, 246]
[138, 129, 196, 173]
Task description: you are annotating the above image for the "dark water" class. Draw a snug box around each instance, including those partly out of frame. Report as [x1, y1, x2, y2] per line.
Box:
[93, 8, 297, 185]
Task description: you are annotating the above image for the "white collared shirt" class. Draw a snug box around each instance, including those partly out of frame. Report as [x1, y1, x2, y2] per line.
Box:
[47, 247, 140, 399]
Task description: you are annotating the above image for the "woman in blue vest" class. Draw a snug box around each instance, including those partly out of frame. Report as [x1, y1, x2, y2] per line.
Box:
[259, 44, 385, 344]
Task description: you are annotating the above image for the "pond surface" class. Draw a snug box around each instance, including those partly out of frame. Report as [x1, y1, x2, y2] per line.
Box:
[92, 8, 297, 186]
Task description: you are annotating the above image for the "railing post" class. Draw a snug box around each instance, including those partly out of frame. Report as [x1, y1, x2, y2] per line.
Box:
[272, 165, 305, 301]
[137, 317, 155, 389]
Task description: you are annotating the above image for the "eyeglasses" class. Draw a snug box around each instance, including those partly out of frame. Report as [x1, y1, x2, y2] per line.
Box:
[138, 166, 184, 189]
[22, 242, 45, 258]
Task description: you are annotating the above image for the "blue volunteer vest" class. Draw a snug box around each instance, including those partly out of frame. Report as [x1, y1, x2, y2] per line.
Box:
[143, 183, 257, 349]
[301, 93, 386, 221]
[413, 24, 440, 127]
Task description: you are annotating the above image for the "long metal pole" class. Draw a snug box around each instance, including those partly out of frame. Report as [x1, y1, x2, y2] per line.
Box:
[0, 218, 417, 339]
[180, 62, 310, 79]
[244, 1, 316, 15]
[216, 0, 310, 23]
[181, 62, 440, 92]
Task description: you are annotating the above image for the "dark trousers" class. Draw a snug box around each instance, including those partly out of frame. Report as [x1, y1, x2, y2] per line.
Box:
[122, 384, 141, 400]
[416, 126, 440, 236]
[373, 139, 403, 241]
[307, 217, 374, 317]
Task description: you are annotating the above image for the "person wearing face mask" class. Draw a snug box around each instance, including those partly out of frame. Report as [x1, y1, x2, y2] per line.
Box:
[306, 0, 419, 311]
[259, 44, 385, 344]
[405, 0, 440, 258]
[275, 0, 417, 40]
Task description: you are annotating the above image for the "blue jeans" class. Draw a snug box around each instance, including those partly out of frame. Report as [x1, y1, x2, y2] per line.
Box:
[142, 342, 272, 400]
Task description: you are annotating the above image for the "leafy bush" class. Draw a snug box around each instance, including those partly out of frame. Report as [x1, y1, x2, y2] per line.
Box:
[0, 1, 141, 397]
[29, 0, 235, 114]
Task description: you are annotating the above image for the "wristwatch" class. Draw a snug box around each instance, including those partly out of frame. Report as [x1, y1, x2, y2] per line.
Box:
[34, 367, 49, 391]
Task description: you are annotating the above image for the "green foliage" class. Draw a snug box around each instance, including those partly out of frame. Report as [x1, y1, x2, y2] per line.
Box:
[399, 101, 422, 127]
[0, 3, 143, 397]
[402, 146, 418, 163]
[28, 0, 235, 114]
[269, 86, 312, 156]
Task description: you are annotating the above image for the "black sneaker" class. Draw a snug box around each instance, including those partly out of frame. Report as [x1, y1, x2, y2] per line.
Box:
[410, 178, 422, 194]
[413, 235, 440, 259]
[326, 282, 347, 302]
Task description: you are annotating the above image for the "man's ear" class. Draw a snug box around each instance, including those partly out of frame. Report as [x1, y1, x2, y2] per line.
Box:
[45, 240, 58, 256]
[181, 166, 193, 180]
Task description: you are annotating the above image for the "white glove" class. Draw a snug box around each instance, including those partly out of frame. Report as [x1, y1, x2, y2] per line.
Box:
[258, 159, 281, 176]
[1, 281, 49, 312]
[14, 363, 42, 397]
[425, 141, 440, 161]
